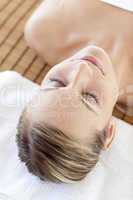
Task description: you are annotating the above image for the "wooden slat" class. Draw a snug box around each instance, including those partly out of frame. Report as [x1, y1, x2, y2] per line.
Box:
[0, 0, 47, 78]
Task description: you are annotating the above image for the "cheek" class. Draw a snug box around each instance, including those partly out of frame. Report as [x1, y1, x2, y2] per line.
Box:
[90, 77, 117, 108]
[102, 78, 118, 104]
[41, 63, 71, 86]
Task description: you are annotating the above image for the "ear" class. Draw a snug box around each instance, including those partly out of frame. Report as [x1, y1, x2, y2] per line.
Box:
[102, 117, 117, 150]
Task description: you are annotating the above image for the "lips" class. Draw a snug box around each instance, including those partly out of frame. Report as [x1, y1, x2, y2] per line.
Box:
[77, 55, 105, 76]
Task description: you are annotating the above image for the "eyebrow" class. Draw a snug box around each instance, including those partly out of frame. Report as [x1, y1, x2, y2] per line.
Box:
[40, 87, 98, 114]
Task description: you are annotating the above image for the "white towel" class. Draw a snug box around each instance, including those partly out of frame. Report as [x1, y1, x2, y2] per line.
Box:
[0, 71, 132, 200]
[101, 0, 133, 12]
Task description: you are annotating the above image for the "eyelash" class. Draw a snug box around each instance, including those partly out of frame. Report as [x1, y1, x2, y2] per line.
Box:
[82, 93, 99, 104]
[49, 78, 98, 104]
[49, 78, 66, 87]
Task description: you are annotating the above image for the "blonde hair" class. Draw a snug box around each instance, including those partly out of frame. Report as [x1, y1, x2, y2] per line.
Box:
[16, 111, 106, 184]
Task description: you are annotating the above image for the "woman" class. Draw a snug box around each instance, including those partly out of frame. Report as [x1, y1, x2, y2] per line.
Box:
[25, 0, 133, 117]
[16, 0, 133, 184]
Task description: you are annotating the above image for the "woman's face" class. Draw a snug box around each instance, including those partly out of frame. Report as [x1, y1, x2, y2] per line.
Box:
[27, 45, 119, 143]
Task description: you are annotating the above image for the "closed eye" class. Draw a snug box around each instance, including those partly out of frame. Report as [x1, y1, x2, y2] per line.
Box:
[50, 79, 99, 104]
[49, 78, 66, 87]
[40, 80, 100, 114]
[82, 92, 99, 104]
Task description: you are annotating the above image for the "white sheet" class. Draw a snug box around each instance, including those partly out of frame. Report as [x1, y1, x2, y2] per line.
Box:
[101, 0, 133, 12]
[0, 71, 132, 200]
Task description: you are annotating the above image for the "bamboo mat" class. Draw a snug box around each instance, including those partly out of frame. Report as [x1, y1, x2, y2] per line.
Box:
[0, 0, 132, 124]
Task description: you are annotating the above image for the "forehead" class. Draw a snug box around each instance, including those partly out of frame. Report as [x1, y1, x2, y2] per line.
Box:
[27, 90, 100, 143]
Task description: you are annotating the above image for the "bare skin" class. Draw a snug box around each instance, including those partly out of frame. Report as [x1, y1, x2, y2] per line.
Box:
[25, 0, 133, 117]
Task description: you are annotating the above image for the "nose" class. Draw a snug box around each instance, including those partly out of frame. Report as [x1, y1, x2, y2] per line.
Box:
[69, 60, 93, 92]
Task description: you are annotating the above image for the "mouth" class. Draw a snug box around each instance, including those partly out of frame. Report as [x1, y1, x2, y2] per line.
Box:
[77, 55, 105, 76]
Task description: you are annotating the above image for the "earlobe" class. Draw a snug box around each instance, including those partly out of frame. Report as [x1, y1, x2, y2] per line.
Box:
[102, 119, 116, 150]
